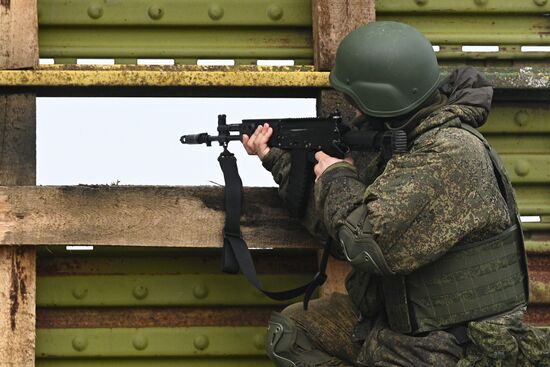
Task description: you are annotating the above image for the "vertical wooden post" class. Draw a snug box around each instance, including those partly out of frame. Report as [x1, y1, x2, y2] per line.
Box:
[313, 0, 375, 71]
[0, 0, 39, 69]
[0, 0, 38, 365]
[314, 0, 375, 296]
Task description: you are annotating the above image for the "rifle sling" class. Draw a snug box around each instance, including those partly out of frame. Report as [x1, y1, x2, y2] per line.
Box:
[218, 149, 328, 309]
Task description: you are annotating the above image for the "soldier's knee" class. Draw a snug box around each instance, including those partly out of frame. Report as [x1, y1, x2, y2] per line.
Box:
[266, 312, 338, 367]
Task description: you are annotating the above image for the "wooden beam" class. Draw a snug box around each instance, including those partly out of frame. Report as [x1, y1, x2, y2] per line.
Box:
[0, 186, 318, 249]
[0, 94, 36, 184]
[319, 256, 352, 297]
[1, 2, 39, 362]
[0, 94, 37, 366]
[313, 0, 376, 71]
[313, 0, 376, 291]
[0, 0, 38, 69]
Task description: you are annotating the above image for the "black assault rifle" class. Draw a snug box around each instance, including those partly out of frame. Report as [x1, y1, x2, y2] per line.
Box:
[180, 113, 406, 309]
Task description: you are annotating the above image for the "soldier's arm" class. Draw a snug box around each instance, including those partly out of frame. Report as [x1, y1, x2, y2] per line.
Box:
[243, 124, 333, 248]
[315, 127, 509, 275]
[262, 147, 336, 251]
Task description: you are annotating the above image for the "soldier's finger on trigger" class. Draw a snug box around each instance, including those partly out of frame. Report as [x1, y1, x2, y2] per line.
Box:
[242, 135, 252, 154]
[248, 127, 260, 150]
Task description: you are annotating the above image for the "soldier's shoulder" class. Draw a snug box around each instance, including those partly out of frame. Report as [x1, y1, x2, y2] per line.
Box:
[412, 124, 486, 160]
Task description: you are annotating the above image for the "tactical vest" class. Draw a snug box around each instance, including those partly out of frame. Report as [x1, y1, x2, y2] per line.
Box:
[382, 123, 530, 335]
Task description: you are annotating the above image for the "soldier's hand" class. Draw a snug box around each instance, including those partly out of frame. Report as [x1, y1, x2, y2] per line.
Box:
[242, 123, 273, 161]
[314, 151, 354, 181]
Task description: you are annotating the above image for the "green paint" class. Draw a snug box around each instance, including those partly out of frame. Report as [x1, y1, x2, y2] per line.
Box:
[481, 105, 550, 134]
[38, 0, 311, 26]
[377, 0, 550, 13]
[525, 241, 550, 254]
[36, 274, 313, 306]
[36, 327, 268, 357]
[502, 155, 550, 184]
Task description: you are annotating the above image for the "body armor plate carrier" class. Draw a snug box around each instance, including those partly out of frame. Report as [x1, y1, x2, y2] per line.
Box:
[382, 123, 530, 335]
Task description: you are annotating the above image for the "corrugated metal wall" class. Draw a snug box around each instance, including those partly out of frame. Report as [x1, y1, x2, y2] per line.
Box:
[34, 0, 549, 365]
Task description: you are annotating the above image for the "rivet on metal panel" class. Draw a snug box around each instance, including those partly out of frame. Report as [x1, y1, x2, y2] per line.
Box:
[148, 6, 164, 20]
[72, 336, 88, 351]
[132, 285, 149, 300]
[132, 334, 149, 350]
[534, 0, 548, 6]
[267, 4, 284, 21]
[253, 333, 266, 350]
[192, 284, 209, 299]
[474, 0, 488, 6]
[414, 0, 428, 5]
[193, 335, 210, 350]
[514, 111, 530, 127]
[87, 4, 104, 19]
[514, 160, 531, 177]
[208, 5, 224, 20]
[72, 286, 88, 300]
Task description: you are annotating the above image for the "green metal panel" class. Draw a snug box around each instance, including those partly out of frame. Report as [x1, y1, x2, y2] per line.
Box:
[487, 136, 550, 154]
[37, 0, 312, 62]
[37, 274, 310, 306]
[515, 186, 550, 215]
[38, 0, 310, 26]
[526, 241, 550, 254]
[481, 105, 550, 134]
[376, 15, 549, 45]
[36, 327, 267, 357]
[39, 28, 312, 59]
[502, 155, 550, 184]
[36, 0, 550, 62]
[376, 0, 550, 13]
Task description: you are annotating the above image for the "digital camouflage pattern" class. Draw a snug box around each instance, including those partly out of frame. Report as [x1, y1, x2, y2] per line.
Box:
[261, 67, 550, 366]
[458, 311, 550, 367]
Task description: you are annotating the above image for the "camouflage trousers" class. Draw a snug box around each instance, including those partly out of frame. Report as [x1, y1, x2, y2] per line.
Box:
[281, 293, 463, 366]
[280, 293, 550, 367]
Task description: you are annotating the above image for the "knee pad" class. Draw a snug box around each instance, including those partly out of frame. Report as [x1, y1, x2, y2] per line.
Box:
[266, 312, 337, 367]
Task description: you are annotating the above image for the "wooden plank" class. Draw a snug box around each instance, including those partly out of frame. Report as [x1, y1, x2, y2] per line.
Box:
[0, 94, 36, 184]
[0, 186, 319, 249]
[319, 257, 351, 297]
[0, 94, 36, 365]
[0, 0, 38, 69]
[313, 0, 376, 70]
[0, 247, 36, 365]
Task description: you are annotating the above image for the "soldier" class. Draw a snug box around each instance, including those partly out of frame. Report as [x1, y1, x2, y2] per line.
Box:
[243, 22, 550, 366]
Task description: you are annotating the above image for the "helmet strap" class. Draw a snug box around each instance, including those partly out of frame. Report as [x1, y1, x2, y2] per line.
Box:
[385, 92, 447, 133]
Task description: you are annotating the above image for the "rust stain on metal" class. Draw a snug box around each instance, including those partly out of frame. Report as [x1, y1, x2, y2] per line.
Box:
[36, 306, 280, 328]
[525, 305, 550, 326]
[37, 251, 318, 276]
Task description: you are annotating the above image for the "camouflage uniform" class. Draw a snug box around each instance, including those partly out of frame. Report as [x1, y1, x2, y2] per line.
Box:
[262, 68, 550, 366]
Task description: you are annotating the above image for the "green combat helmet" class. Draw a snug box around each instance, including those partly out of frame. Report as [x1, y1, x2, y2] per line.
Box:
[330, 21, 440, 118]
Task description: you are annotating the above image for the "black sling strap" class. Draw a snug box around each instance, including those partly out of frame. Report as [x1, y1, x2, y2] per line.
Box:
[218, 148, 329, 310]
